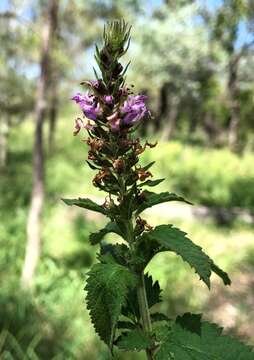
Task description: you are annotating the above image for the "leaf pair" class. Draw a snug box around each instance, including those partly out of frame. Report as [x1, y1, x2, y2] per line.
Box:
[62, 190, 192, 225]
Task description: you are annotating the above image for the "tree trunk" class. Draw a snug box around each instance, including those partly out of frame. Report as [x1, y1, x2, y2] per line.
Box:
[48, 71, 58, 153]
[227, 57, 240, 151]
[21, 0, 59, 288]
[0, 115, 10, 169]
[203, 111, 217, 146]
[228, 114, 240, 150]
[189, 111, 197, 135]
[48, 7, 59, 154]
[156, 82, 169, 132]
[160, 97, 179, 141]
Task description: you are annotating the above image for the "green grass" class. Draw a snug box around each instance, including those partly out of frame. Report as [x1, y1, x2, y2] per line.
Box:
[140, 141, 254, 211]
[1, 112, 254, 358]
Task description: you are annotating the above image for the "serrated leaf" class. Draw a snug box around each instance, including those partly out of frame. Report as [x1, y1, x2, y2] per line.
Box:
[99, 243, 129, 266]
[135, 191, 192, 215]
[117, 330, 153, 352]
[85, 262, 137, 349]
[156, 314, 254, 360]
[145, 274, 162, 308]
[211, 263, 231, 286]
[89, 222, 122, 245]
[176, 313, 202, 335]
[151, 312, 170, 323]
[117, 321, 136, 330]
[122, 273, 161, 319]
[138, 179, 165, 187]
[62, 197, 107, 215]
[146, 225, 231, 288]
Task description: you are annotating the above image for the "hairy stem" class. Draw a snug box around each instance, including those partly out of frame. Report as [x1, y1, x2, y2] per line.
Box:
[137, 271, 154, 360]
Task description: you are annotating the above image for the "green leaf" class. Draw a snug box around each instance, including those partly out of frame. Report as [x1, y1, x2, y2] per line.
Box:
[156, 313, 254, 360]
[99, 243, 129, 266]
[122, 273, 161, 319]
[89, 222, 122, 245]
[117, 330, 153, 352]
[145, 225, 231, 288]
[211, 263, 231, 286]
[138, 179, 165, 187]
[142, 161, 155, 171]
[86, 160, 100, 170]
[85, 262, 137, 349]
[117, 321, 136, 330]
[151, 312, 170, 323]
[145, 274, 162, 308]
[62, 197, 107, 215]
[135, 191, 192, 215]
[176, 313, 202, 335]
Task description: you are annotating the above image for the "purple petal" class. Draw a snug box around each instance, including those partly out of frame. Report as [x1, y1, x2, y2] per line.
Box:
[120, 94, 149, 126]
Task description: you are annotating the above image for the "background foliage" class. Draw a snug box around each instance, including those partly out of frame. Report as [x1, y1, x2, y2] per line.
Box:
[0, 0, 254, 359]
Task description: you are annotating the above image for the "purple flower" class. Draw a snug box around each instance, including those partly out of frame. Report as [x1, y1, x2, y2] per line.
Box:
[104, 95, 113, 105]
[120, 95, 149, 126]
[72, 93, 101, 121]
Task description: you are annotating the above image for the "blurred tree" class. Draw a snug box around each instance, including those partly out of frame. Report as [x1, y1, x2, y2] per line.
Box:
[213, 0, 254, 150]
[130, 0, 254, 148]
[131, 3, 210, 139]
[0, 11, 34, 169]
[21, 0, 59, 288]
[47, 5, 59, 153]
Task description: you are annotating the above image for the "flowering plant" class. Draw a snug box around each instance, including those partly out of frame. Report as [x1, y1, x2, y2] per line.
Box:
[63, 21, 253, 359]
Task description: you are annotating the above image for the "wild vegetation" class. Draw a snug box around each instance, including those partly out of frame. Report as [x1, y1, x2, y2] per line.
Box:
[0, 0, 254, 359]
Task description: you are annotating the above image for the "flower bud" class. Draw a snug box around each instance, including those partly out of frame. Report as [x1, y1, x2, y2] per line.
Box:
[112, 63, 123, 78]
[104, 95, 114, 105]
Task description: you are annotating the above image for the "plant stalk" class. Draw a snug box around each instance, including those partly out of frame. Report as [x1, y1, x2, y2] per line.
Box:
[119, 180, 154, 359]
[137, 271, 154, 360]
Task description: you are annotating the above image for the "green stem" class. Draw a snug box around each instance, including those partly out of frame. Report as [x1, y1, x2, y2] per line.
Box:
[117, 175, 154, 359]
[137, 271, 154, 360]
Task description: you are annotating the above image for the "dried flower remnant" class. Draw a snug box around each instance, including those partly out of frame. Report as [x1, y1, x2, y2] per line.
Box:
[73, 118, 84, 136]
